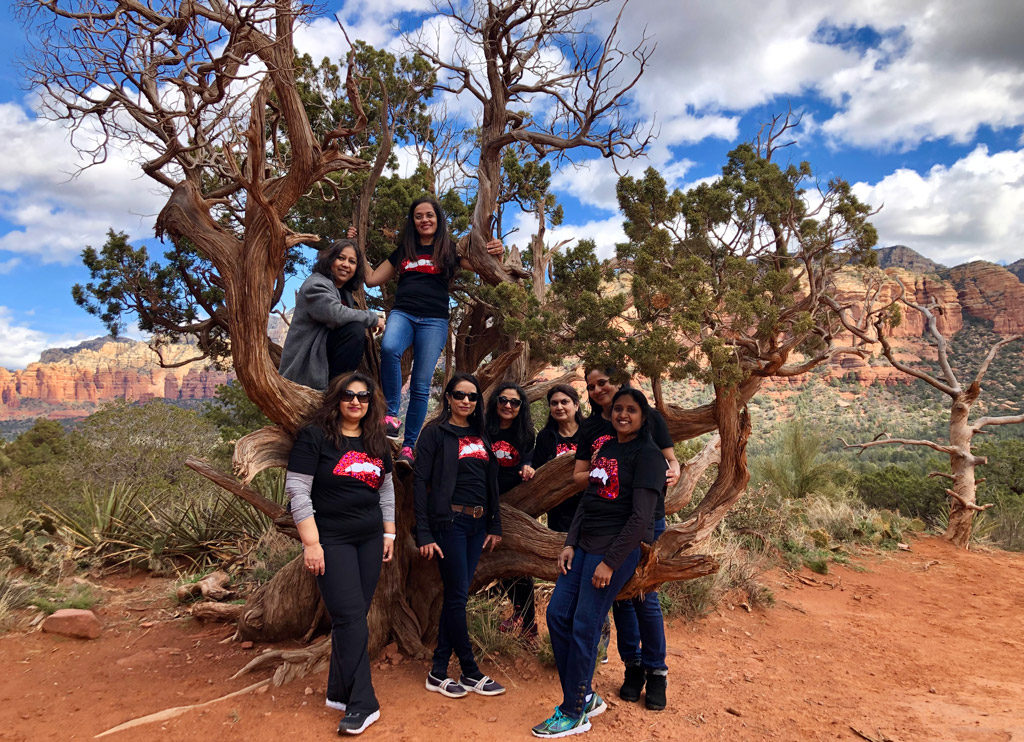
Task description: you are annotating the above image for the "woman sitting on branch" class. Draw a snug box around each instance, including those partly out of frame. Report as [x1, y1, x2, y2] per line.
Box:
[278, 240, 384, 390]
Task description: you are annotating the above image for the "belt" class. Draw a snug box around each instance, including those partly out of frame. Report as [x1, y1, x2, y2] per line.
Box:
[451, 504, 485, 518]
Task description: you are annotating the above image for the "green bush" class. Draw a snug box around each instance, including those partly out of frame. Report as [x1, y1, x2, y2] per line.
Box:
[857, 464, 946, 521]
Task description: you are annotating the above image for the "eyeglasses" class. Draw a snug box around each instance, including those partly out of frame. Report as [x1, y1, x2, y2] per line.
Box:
[341, 390, 371, 402]
[586, 378, 612, 392]
[497, 396, 522, 409]
[449, 390, 479, 402]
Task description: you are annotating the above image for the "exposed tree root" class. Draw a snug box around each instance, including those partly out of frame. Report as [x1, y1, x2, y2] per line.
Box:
[190, 601, 244, 622]
[176, 570, 232, 603]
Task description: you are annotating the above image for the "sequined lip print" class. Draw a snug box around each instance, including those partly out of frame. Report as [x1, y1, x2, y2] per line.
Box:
[555, 442, 577, 457]
[401, 257, 441, 274]
[458, 436, 489, 460]
[333, 450, 384, 488]
[491, 439, 520, 467]
[590, 434, 613, 461]
[589, 455, 619, 500]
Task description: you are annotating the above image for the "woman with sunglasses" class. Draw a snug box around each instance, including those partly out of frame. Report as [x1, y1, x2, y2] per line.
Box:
[414, 373, 506, 699]
[533, 388, 666, 738]
[357, 198, 504, 466]
[279, 239, 385, 391]
[285, 373, 396, 735]
[485, 382, 537, 637]
[574, 365, 680, 712]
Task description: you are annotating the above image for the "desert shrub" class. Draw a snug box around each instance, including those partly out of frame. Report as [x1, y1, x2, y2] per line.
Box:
[466, 594, 524, 659]
[857, 464, 946, 521]
[752, 418, 851, 500]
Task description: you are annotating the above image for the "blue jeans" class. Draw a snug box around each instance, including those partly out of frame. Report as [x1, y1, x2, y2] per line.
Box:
[430, 513, 486, 679]
[612, 517, 667, 671]
[380, 309, 449, 449]
[546, 546, 641, 720]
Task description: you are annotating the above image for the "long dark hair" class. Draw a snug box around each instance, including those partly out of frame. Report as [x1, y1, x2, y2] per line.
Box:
[397, 196, 458, 281]
[313, 239, 365, 294]
[307, 373, 388, 461]
[543, 383, 584, 433]
[427, 372, 485, 435]
[583, 363, 630, 420]
[486, 381, 535, 451]
[610, 387, 652, 441]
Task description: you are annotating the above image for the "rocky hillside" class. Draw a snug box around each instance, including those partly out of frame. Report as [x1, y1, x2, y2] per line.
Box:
[0, 337, 232, 426]
[875, 245, 947, 274]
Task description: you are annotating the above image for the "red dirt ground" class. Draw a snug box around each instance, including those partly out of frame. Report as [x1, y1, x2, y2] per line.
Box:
[2, 536, 1023, 741]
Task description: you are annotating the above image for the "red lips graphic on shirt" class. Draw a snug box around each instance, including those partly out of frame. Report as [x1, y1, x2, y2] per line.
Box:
[458, 436, 489, 460]
[590, 434, 613, 462]
[401, 256, 441, 274]
[589, 455, 619, 500]
[555, 442, 577, 457]
[332, 450, 384, 488]
[491, 440, 520, 467]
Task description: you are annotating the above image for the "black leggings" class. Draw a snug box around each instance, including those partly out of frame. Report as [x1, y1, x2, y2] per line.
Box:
[326, 322, 366, 381]
[315, 535, 383, 714]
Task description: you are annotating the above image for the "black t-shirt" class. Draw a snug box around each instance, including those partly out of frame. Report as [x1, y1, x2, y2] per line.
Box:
[450, 426, 490, 508]
[575, 409, 672, 519]
[387, 242, 451, 319]
[576, 436, 665, 552]
[491, 427, 534, 495]
[287, 425, 392, 545]
[535, 427, 582, 532]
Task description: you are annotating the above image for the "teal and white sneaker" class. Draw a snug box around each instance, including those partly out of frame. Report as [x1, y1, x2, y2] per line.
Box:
[531, 707, 591, 738]
[584, 692, 606, 717]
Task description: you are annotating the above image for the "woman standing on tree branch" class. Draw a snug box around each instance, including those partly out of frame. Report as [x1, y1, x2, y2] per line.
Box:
[576, 365, 680, 711]
[534, 388, 667, 738]
[285, 373, 396, 736]
[357, 197, 503, 466]
[278, 240, 385, 391]
[485, 381, 537, 637]
[414, 373, 506, 699]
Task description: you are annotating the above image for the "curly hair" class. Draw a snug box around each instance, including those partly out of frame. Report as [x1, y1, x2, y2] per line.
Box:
[306, 373, 388, 461]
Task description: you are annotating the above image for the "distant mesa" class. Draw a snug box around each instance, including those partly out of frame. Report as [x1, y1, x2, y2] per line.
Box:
[1006, 258, 1024, 283]
[874, 245, 946, 275]
[0, 336, 233, 426]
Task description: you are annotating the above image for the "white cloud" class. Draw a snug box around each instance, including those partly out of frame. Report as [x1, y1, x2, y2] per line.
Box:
[0, 102, 167, 264]
[0, 308, 62, 369]
[507, 209, 626, 261]
[852, 145, 1024, 266]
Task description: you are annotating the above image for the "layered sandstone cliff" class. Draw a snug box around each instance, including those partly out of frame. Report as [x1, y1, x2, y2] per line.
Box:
[0, 337, 232, 420]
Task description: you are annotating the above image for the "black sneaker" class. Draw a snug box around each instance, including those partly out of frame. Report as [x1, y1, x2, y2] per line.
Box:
[337, 709, 380, 735]
[619, 663, 645, 702]
[644, 671, 667, 711]
[460, 674, 506, 696]
[426, 671, 467, 698]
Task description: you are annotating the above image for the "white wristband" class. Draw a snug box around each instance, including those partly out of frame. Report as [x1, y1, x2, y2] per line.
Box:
[383, 533, 396, 540]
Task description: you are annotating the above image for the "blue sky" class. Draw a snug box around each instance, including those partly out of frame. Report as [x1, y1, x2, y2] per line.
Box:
[1, 0, 1023, 369]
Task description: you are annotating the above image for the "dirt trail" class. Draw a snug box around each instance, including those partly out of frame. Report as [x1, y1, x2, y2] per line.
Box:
[2, 537, 1023, 741]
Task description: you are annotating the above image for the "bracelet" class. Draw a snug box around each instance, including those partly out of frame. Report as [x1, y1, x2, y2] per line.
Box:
[383, 533, 396, 540]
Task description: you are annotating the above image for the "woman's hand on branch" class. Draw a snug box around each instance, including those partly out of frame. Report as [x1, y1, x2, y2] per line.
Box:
[347, 225, 357, 239]
[520, 465, 535, 481]
[419, 542, 443, 560]
[666, 459, 681, 487]
[591, 561, 613, 589]
[483, 534, 502, 552]
[374, 316, 386, 334]
[485, 238, 503, 256]
[558, 546, 574, 575]
[303, 543, 325, 576]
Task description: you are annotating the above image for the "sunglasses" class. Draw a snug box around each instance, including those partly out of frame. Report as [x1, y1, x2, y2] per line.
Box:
[449, 390, 479, 402]
[341, 390, 371, 402]
[586, 378, 612, 392]
[497, 396, 523, 409]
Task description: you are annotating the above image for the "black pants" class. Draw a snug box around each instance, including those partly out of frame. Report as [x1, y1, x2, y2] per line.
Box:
[501, 576, 536, 630]
[316, 535, 383, 713]
[326, 322, 366, 381]
[431, 513, 486, 679]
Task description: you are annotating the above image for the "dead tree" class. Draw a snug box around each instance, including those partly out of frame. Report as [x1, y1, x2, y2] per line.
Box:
[830, 275, 1024, 548]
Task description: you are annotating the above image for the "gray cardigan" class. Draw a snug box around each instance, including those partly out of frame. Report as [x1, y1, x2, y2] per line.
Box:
[278, 273, 379, 390]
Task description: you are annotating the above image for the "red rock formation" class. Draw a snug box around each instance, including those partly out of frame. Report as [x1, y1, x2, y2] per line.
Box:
[0, 338, 233, 422]
[947, 262, 1024, 334]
